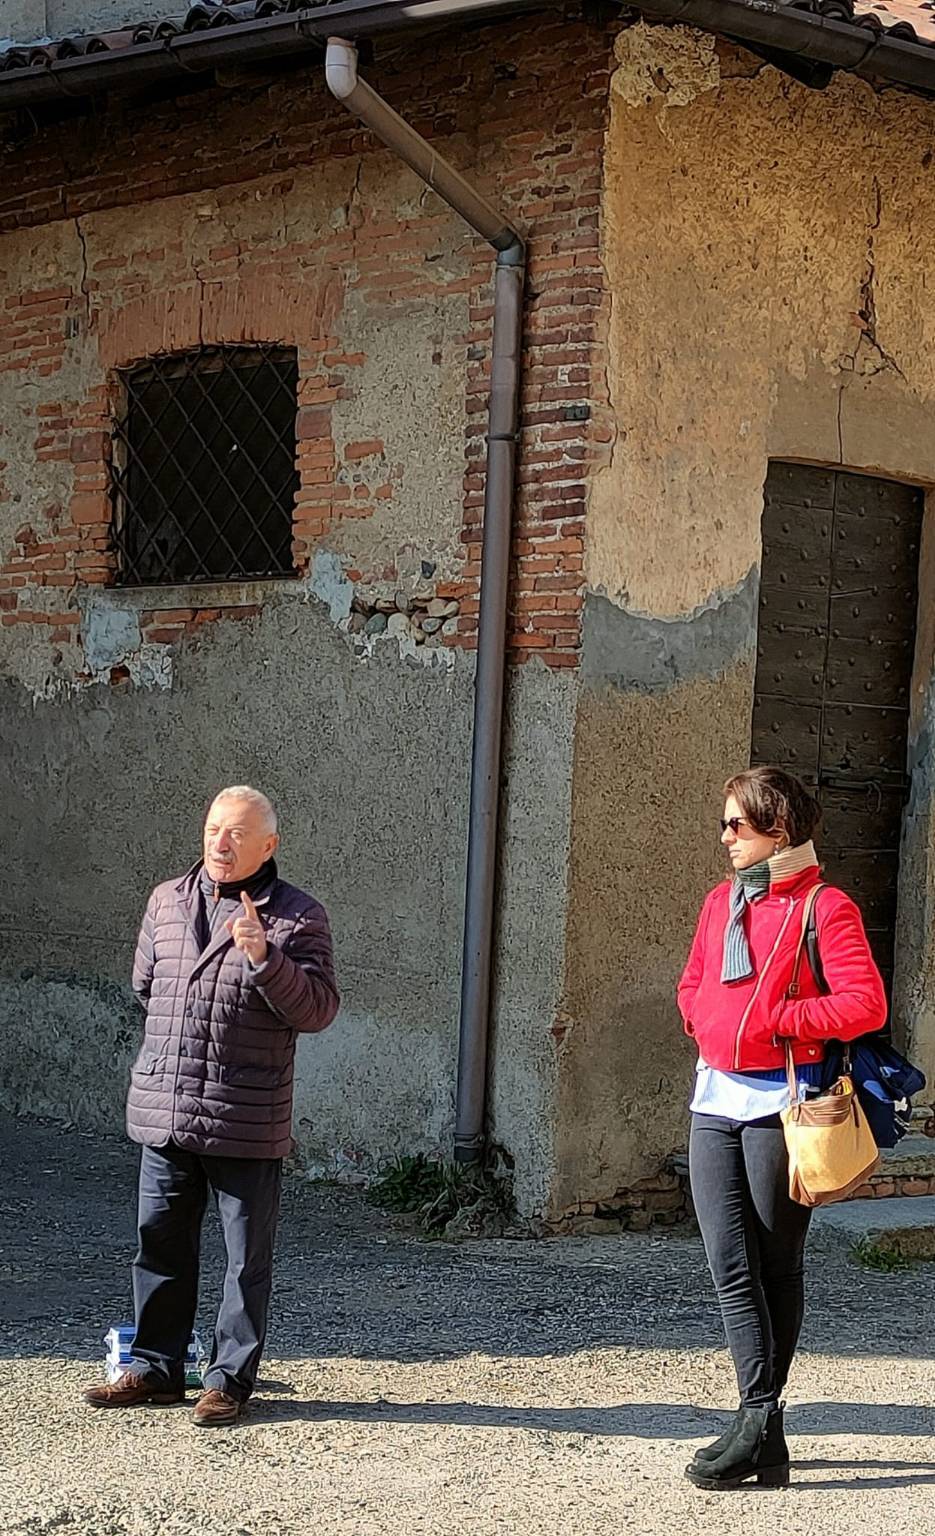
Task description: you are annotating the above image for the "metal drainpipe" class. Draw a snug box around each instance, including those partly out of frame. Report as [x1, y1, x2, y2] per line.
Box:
[325, 38, 525, 1165]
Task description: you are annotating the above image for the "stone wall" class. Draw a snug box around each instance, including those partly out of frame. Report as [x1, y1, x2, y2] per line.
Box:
[0, 17, 613, 1214]
[552, 23, 935, 1215]
[7, 11, 935, 1221]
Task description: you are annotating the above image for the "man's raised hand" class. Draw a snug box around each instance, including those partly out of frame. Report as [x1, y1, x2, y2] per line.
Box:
[227, 890, 268, 966]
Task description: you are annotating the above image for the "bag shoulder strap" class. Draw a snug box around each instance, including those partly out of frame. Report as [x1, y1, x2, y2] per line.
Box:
[805, 884, 828, 993]
[785, 882, 839, 1104]
[804, 883, 852, 1070]
[787, 883, 827, 1001]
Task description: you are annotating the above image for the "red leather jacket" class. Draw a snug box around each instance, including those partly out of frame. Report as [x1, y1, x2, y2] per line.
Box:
[677, 865, 887, 1072]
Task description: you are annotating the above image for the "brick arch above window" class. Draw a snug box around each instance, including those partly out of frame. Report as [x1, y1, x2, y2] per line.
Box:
[97, 271, 346, 372]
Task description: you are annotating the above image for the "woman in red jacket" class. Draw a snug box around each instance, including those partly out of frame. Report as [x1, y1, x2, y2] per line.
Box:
[678, 765, 886, 1491]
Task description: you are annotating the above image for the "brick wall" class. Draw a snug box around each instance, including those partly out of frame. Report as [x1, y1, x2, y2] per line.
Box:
[0, 17, 616, 675]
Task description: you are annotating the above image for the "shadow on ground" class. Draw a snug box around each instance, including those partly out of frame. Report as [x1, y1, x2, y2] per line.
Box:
[3, 1110, 935, 1372]
[242, 1395, 935, 1442]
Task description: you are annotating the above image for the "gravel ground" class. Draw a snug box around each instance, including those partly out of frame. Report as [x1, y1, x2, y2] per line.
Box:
[1, 1110, 934, 1535]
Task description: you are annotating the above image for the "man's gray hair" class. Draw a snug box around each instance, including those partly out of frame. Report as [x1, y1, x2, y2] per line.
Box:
[210, 785, 278, 834]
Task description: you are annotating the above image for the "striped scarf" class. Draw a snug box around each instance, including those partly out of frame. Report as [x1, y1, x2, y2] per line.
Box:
[721, 841, 820, 984]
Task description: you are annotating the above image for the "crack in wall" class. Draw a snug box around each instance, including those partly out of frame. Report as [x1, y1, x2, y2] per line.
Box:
[841, 175, 906, 384]
[74, 214, 92, 328]
[345, 158, 364, 229]
[837, 174, 906, 463]
[857, 177, 906, 381]
[196, 273, 206, 347]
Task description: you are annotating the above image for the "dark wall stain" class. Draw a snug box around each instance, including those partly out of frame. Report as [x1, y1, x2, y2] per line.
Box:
[581, 567, 759, 694]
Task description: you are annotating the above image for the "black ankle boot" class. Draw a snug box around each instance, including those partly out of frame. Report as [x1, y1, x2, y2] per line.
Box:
[692, 1406, 745, 1464]
[684, 1405, 789, 1489]
[692, 1400, 787, 1464]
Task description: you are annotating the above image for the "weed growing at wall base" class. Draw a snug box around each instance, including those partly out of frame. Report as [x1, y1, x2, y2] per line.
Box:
[368, 1153, 521, 1239]
[850, 1236, 913, 1273]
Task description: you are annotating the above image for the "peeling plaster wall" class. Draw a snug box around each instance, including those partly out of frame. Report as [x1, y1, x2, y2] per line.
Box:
[0, 13, 616, 1214]
[0, 604, 472, 1167]
[554, 25, 935, 1209]
[0, 162, 473, 696]
[0, 137, 571, 1207]
[488, 664, 577, 1214]
[0, 597, 571, 1204]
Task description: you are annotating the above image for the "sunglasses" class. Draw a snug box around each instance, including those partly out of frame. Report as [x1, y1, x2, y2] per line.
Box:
[719, 817, 749, 834]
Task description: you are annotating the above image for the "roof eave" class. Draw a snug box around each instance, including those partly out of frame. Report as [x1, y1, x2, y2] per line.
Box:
[0, 0, 933, 109]
[642, 0, 935, 95]
[0, 0, 553, 108]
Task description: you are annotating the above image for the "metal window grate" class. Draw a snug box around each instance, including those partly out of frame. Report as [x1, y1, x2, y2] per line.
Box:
[110, 344, 300, 587]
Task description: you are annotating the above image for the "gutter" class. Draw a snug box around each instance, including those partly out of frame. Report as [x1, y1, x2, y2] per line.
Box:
[2, 0, 935, 108]
[325, 37, 525, 1165]
[0, 0, 553, 107]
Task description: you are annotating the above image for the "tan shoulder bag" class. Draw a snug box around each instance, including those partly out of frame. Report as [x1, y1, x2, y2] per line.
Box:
[780, 884, 880, 1208]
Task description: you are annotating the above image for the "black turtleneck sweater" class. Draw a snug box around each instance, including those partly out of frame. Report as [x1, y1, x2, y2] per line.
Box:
[196, 858, 277, 952]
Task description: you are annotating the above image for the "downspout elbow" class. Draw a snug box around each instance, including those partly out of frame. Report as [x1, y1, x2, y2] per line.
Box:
[325, 34, 359, 103]
[323, 34, 360, 105]
[497, 235, 526, 267]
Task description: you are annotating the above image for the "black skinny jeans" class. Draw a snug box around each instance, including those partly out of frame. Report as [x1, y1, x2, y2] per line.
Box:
[689, 1112, 812, 1406]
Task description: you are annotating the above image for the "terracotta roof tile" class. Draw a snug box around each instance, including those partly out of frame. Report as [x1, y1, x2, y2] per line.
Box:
[781, 0, 935, 46]
[856, 0, 935, 44]
[0, 1, 303, 72]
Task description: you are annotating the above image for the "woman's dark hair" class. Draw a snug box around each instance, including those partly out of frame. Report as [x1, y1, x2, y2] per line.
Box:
[724, 765, 822, 848]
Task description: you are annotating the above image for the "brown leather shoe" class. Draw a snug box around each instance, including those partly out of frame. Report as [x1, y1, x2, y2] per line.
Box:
[193, 1388, 244, 1428]
[83, 1371, 185, 1409]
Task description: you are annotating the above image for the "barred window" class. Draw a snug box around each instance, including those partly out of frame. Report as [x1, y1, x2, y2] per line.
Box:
[110, 344, 300, 586]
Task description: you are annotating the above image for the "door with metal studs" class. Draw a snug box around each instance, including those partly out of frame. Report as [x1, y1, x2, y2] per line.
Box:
[751, 463, 923, 1002]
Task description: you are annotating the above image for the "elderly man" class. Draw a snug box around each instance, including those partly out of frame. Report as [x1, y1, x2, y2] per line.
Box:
[83, 785, 339, 1427]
